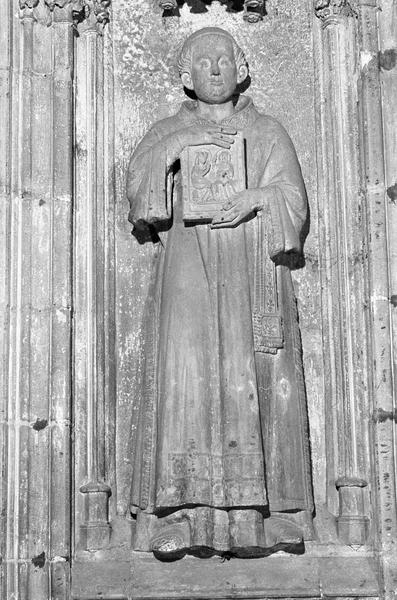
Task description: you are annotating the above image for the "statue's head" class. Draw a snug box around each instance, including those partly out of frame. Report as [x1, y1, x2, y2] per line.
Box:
[178, 28, 249, 105]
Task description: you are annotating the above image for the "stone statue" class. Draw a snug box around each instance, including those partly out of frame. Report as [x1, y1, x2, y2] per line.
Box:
[126, 27, 314, 560]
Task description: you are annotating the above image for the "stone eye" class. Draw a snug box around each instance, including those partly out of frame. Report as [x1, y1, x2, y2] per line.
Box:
[219, 56, 231, 67]
[199, 58, 211, 69]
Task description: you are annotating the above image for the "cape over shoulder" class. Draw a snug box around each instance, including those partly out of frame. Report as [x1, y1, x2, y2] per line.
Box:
[143, 95, 291, 135]
[145, 112, 185, 140]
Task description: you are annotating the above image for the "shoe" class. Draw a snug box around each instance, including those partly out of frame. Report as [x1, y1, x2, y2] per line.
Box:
[150, 523, 189, 561]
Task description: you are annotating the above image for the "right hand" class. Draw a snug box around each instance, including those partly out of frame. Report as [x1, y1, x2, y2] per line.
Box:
[172, 124, 237, 154]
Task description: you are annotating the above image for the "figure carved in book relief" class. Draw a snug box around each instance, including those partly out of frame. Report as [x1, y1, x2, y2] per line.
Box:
[191, 148, 237, 203]
[126, 27, 314, 560]
[183, 131, 245, 220]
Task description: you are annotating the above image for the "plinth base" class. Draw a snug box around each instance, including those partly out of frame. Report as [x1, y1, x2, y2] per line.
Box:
[71, 549, 380, 600]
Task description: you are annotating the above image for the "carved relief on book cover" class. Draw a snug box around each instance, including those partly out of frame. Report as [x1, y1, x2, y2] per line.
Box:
[181, 132, 246, 222]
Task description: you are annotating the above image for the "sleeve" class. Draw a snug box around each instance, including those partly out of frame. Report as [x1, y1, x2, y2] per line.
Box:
[257, 121, 308, 258]
[126, 126, 173, 227]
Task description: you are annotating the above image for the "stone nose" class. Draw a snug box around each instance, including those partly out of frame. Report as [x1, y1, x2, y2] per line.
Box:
[210, 60, 220, 76]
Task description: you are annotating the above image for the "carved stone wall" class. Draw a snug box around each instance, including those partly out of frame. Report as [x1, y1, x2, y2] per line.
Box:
[0, 0, 396, 598]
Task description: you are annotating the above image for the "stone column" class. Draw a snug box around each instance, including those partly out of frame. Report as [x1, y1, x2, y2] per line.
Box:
[0, 0, 16, 596]
[73, 0, 114, 552]
[313, 0, 371, 544]
[378, 2, 397, 396]
[48, 4, 75, 596]
[357, 0, 397, 593]
[1, 0, 74, 598]
[379, 2, 397, 375]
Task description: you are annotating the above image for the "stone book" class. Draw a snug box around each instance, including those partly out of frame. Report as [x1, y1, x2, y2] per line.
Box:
[181, 131, 246, 223]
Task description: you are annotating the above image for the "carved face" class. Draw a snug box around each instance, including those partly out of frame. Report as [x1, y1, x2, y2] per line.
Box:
[181, 35, 246, 104]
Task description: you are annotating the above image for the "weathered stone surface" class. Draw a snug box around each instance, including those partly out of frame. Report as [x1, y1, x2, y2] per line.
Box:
[0, 3, 73, 599]
[0, 0, 396, 597]
[71, 553, 380, 599]
[124, 26, 314, 558]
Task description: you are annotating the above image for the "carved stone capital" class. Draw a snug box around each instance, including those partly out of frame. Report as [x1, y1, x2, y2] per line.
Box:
[19, 0, 40, 19]
[315, 0, 357, 26]
[45, 0, 74, 8]
[19, 0, 111, 27]
[74, 0, 111, 32]
[44, 0, 81, 22]
[19, 0, 40, 7]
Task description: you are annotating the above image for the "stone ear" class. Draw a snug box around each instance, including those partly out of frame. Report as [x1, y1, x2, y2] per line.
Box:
[237, 64, 248, 84]
[181, 72, 194, 90]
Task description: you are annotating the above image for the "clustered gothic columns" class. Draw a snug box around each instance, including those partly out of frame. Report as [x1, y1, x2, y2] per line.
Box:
[314, 0, 371, 546]
[1, 1, 76, 597]
[314, 0, 397, 594]
[0, 0, 114, 598]
[72, 0, 114, 553]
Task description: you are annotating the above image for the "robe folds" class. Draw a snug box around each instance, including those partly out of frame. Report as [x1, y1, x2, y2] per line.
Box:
[127, 96, 314, 554]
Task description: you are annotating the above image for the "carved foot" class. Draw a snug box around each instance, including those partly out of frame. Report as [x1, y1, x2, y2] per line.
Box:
[134, 508, 307, 559]
[263, 515, 304, 553]
[150, 522, 189, 561]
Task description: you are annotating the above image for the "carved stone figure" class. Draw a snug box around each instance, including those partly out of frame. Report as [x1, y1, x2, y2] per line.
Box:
[126, 27, 313, 560]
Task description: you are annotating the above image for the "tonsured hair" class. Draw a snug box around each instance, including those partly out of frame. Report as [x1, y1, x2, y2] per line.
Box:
[177, 27, 248, 77]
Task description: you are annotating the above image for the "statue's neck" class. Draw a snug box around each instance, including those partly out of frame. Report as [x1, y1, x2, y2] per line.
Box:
[195, 99, 235, 123]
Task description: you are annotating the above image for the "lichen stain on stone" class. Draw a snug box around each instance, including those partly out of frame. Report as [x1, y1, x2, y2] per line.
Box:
[32, 418, 48, 431]
[31, 551, 46, 568]
[386, 182, 397, 204]
[373, 408, 397, 424]
[379, 49, 397, 71]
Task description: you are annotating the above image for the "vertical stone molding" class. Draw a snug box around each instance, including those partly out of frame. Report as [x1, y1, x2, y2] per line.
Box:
[0, 1, 14, 597]
[48, 5, 75, 597]
[313, 0, 371, 544]
[379, 7, 397, 373]
[1, 1, 74, 599]
[357, 0, 397, 594]
[378, 1, 397, 397]
[73, 1, 113, 552]
[377, 3, 397, 586]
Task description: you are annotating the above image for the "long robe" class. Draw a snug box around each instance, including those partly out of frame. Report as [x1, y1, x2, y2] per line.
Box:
[126, 96, 313, 555]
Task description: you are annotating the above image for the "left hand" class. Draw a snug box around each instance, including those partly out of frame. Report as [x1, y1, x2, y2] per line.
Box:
[211, 189, 263, 229]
